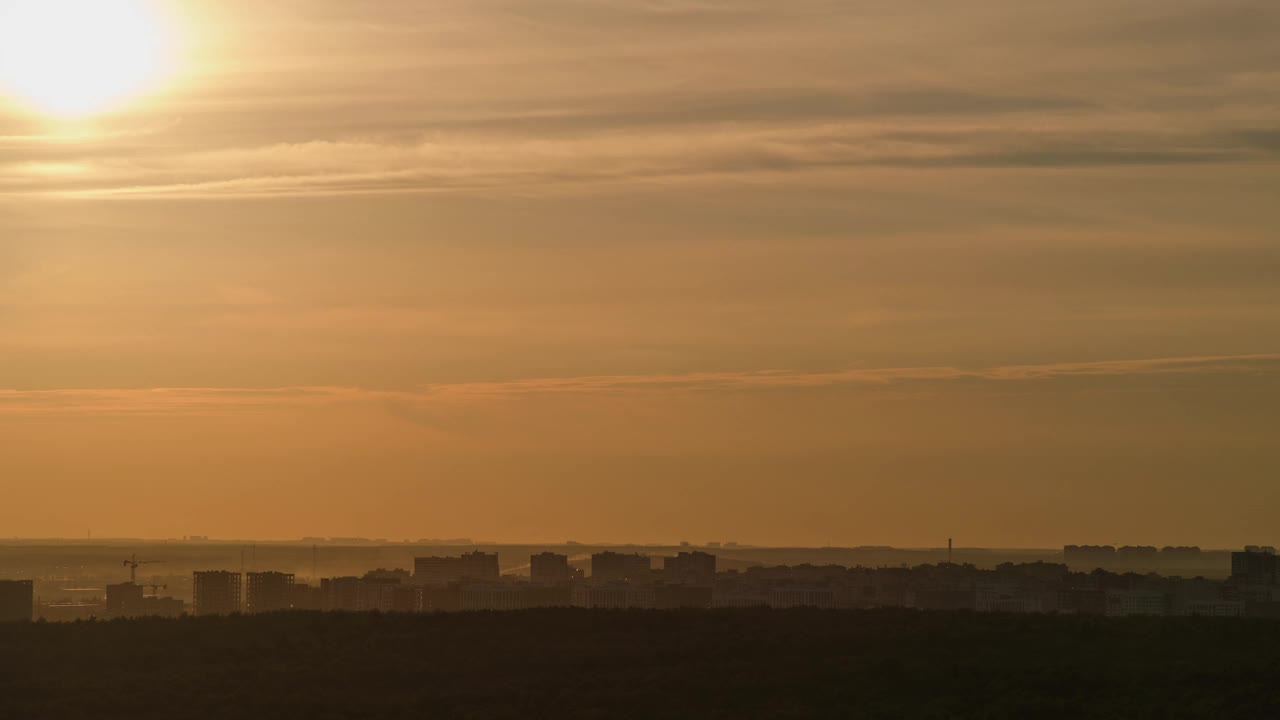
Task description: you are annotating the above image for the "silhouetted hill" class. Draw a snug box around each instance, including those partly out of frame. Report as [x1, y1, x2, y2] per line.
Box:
[3, 608, 1280, 718]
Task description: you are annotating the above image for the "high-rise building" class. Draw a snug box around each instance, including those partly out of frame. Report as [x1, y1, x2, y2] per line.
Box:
[460, 551, 500, 581]
[246, 571, 296, 613]
[414, 556, 461, 586]
[530, 552, 571, 585]
[591, 551, 650, 582]
[193, 571, 242, 616]
[106, 582, 185, 618]
[0, 580, 34, 623]
[317, 574, 420, 612]
[105, 582, 146, 617]
[321, 577, 362, 611]
[357, 579, 401, 612]
[1232, 547, 1278, 586]
[663, 551, 717, 585]
[363, 568, 411, 583]
[290, 583, 324, 611]
[387, 585, 424, 612]
[1116, 546, 1159, 568]
[414, 552, 500, 585]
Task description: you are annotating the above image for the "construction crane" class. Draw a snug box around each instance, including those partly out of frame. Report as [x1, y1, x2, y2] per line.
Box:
[122, 553, 164, 584]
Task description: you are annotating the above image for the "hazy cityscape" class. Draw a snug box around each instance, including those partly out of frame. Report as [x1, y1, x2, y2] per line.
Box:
[4, 540, 1279, 623]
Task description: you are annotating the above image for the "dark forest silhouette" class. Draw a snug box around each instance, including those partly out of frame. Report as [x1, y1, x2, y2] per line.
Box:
[4, 608, 1280, 719]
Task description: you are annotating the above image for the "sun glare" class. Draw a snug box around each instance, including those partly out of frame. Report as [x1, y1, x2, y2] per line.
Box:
[0, 0, 179, 117]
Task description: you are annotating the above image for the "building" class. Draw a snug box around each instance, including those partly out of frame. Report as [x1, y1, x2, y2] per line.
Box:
[572, 583, 656, 609]
[460, 551, 500, 581]
[1187, 600, 1245, 617]
[139, 596, 185, 618]
[317, 574, 420, 612]
[105, 582, 146, 617]
[38, 601, 100, 622]
[462, 584, 530, 611]
[663, 551, 716, 585]
[414, 556, 461, 586]
[364, 568, 411, 583]
[1063, 545, 1116, 570]
[1057, 589, 1107, 615]
[530, 552, 572, 585]
[1106, 590, 1168, 617]
[1159, 546, 1203, 570]
[425, 585, 462, 612]
[0, 580, 34, 623]
[974, 582, 1043, 613]
[591, 551, 650, 582]
[246, 571, 296, 613]
[106, 582, 184, 618]
[769, 587, 836, 609]
[290, 583, 324, 611]
[385, 585, 424, 612]
[358, 570, 418, 612]
[357, 579, 400, 612]
[1232, 547, 1278, 586]
[1116, 546, 1159, 568]
[193, 571, 242, 616]
[655, 584, 713, 609]
[321, 577, 362, 611]
[713, 590, 769, 608]
[912, 586, 975, 611]
[414, 552, 500, 586]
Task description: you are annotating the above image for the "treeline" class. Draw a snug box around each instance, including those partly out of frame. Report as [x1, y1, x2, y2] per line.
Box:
[3, 608, 1280, 718]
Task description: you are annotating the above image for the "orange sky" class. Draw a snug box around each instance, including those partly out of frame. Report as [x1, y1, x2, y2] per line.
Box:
[2, 1, 1279, 545]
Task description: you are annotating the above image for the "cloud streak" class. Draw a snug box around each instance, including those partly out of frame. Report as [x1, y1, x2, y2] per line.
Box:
[6, 121, 1275, 200]
[4, 354, 1277, 417]
[1, 0, 1276, 199]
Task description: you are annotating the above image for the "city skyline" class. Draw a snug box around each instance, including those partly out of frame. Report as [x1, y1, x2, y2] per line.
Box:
[11, 543, 1280, 622]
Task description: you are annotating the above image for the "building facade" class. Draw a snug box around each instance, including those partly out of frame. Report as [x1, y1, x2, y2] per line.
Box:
[1232, 547, 1278, 586]
[663, 551, 716, 585]
[413, 557, 461, 586]
[460, 551, 500, 581]
[105, 582, 146, 617]
[193, 571, 242, 616]
[591, 552, 650, 582]
[530, 552, 572, 585]
[414, 552, 500, 585]
[0, 580, 34, 622]
[321, 577, 362, 611]
[246, 571, 296, 613]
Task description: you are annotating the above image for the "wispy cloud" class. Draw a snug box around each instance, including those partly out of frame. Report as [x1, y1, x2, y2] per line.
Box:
[4, 354, 1276, 416]
[5, 121, 1273, 200]
[1, 0, 1275, 199]
[425, 354, 1280, 397]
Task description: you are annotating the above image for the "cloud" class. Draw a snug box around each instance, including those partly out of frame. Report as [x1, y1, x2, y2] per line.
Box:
[0, 0, 1274, 199]
[3, 354, 1277, 417]
[5, 120, 1275, 200]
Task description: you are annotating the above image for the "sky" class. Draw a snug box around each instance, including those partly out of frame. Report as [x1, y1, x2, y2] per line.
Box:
[2, 0, 1279, 546]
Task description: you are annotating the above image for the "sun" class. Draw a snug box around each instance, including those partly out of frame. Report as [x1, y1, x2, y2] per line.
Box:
[0, 0, 179, 118]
